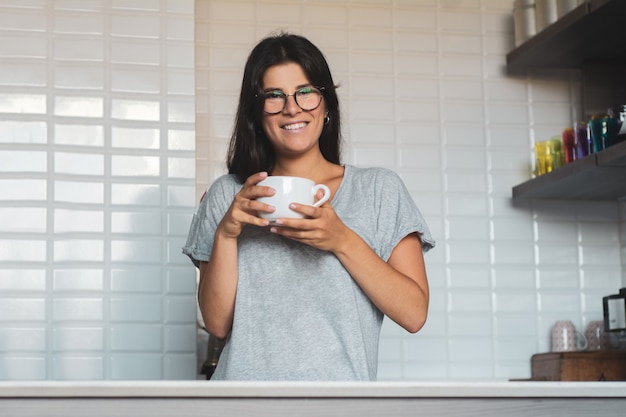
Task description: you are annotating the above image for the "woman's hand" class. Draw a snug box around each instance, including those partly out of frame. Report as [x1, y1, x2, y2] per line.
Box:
[268, 197, 349, 253]
[217, 171, 276, 239]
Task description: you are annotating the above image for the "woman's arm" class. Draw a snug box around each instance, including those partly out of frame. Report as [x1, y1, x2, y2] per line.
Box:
[270, 208, 429, 333]
[197, 172, 276, 339]
[333, 231, 428, 333]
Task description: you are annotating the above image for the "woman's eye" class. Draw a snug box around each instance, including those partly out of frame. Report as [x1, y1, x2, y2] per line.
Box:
[297, 87, 314, 95]
[266, 91, 284, 99]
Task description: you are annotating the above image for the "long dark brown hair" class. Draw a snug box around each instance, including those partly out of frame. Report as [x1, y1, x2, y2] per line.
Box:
[227, 32, 342, 183]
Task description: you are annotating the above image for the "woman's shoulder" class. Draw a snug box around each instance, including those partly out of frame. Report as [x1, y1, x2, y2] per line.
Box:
[204, 173, 242, 200]
[345, 165, 402, 184]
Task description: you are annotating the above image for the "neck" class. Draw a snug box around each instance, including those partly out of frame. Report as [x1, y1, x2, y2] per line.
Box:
[271, 154, 332, 180]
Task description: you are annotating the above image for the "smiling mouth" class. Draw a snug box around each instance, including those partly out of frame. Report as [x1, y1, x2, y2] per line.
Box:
[282, 122, 308, 131]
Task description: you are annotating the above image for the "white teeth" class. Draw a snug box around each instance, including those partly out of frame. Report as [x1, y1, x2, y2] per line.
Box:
[283, 122, 307, 130]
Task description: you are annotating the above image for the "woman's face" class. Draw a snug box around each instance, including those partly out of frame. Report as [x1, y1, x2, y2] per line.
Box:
[261, 62, 326, 159]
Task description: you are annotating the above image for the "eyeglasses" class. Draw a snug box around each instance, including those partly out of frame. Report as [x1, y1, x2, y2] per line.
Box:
[260, 86, 324, 114]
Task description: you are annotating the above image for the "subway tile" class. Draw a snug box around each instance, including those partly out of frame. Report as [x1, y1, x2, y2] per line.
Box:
[536, 267, 580, 289]
[110, 239, 162, 263]
[111, 267, 163, 293]
[494, 290, 537, 313]
[164, 325, 196, 352]
[111, 155, 160, 177]
[55, 123, 104, 146]
[0, 61, 47, 87]
[53, 1, 104, 12]
[0, 34, 47, 58]
[55, 152, 104, 176]
[111, 40, 160, 65]
[55, 209, 104, 233]
[167, 184, 197, 207]
[54, 96, 103, 118]
[580, 245, 621, 266]
[448, 264, 490, 288]
[164, 354, 196, 379]
[111, 99, 160, 122]
[448, 289, 492, 313]
[350, 30, 394, 51]
[54, 180, 104, 204]
[536, 243, 579, 266]
[53, 297, 103, 321]
[111, 210, 161, 234]
[0, 328, 46, 352]
[111, 15, 160, 38]
[494, 314, 538, 338]
[449, 338, 493, 362]
[168, 129, 195, 151]
[445, 172, 488, 194]
[166, 44, 194, 69]
[0, 93, 46, 114]
[53, 269, 103, 291]
[0, 239, 47, 262]
[111, 67, 160, 93]
[448, 314, 493, 337]
[112, 0, 160, 11]
[164, 268, 197, 294]
[443, 125, 487, 146]
[167, 99, 195, 123]
[164, 295, 196, 323]
[0, 121, 47, 144]
[111, 183, 160, 206]
[492, 266, 536, 290]
[439, 34, 482, 55]
[303, 5, 348, 26]
[0, 356, 47, 380]
[53, 14, 104, 34]
[492, 241, 535, 265]
[0, 207, 46, 233]
[350, 6, 393, 27]
[111, 295, 162, 322]
[52, 356, 104, 380]
[0, 269, 46, 291]
[53, 327, 104, 351]
[54, 239, 104, 262]
[53, 38, 104, 62]
[110, 326, 162, 351]
[110, 354, 162, 379]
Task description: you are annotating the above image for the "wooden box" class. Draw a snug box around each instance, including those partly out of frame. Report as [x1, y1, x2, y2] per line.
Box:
[531, 351, 626, 381]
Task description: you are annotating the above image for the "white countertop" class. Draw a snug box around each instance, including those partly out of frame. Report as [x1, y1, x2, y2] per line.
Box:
[1, 380, 625, 398]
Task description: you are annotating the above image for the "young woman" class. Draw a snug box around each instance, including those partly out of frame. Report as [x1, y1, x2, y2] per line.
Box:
[183, 33, 434, 381]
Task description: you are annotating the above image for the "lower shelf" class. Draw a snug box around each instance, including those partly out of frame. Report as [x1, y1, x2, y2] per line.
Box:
[512, 139, 626, 200]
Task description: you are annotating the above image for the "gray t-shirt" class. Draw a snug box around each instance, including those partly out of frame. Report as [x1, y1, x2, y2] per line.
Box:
[182, 165, 434, 381]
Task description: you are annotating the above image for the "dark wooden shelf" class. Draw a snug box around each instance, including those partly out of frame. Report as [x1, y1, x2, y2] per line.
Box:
[506, 0, 626, 75]
[512, 140, 626, 200]
[508, 0, 626, 200]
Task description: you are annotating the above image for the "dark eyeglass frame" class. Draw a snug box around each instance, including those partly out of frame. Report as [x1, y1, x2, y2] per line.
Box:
[258, 86, 325, 115]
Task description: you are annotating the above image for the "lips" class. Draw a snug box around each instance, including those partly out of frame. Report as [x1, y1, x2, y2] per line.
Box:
[282, 122, 308, 131]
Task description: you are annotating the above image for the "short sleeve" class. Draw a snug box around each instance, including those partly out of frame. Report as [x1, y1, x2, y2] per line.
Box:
[374, 169, 435, 261]
[181, 175, 241, 268]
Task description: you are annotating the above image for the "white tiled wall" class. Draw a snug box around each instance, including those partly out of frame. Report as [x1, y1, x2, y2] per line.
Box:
[0, 0, 197, 380]
[1, 0, 624, 382]
[195, 0, 626, 381]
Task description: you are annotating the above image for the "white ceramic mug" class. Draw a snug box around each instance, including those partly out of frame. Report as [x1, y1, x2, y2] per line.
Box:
[257, 176, 331, 221]
[551, 320, 587, 352]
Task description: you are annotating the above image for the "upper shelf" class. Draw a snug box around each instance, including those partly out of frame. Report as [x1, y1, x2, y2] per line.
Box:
[506, 0, 626, 75]
[512, 139, 626, 200]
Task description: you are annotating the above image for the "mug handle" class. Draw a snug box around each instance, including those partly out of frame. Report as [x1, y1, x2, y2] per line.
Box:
[577, 331, 588, 351]
[312, 184, 331, 207]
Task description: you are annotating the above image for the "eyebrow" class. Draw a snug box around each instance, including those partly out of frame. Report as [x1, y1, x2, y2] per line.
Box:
[262, 83, 313, 93]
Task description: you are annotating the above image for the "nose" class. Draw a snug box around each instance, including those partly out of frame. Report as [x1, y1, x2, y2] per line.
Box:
[282, 94, 301, 115]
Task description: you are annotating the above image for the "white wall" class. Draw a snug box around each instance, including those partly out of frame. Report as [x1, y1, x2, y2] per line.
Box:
[0, 0, 624, 382]
[0, 0, 197, 380]
[195, 0, 626, 381]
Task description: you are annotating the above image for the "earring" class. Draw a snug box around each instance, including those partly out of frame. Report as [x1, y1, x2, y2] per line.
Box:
[324, 113, 330, 125]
